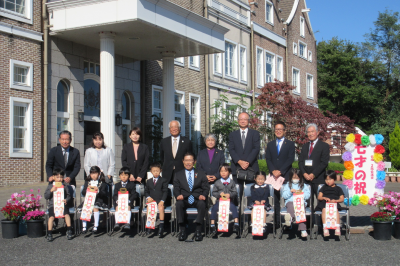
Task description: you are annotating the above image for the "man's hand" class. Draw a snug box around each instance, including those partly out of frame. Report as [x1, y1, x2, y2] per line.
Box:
[309, 174, 315, 181]
[147, 197, 154, 203]
[272, 170, 281, 177]
[129, 174, 135, 182]
[199, 195, 206, 201]
[64, 177, 71, 184]
[238, 160, 249, 170]
[136, 177, 142, 183]
[207, 175, 217, 183]
[255, 201, 261, 205]
[48, 176, 55, 182]
[303, 173, 310, 181]
[177, 195, 184, 201]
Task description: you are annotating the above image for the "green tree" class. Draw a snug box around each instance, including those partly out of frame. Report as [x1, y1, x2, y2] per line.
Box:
[389, 121, 400, 169]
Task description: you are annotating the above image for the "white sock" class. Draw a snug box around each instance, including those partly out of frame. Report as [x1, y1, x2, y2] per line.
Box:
[301, 230, 307, 233]
[127, 212, 131, 224]
[336, 224, 340, 227]
[94, 211, 100, 227]
[82, 221, 87, 228]
[323, 224, 326, 228]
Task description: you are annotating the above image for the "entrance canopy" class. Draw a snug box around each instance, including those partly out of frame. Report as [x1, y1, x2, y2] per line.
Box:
[46, 0, 229, 60]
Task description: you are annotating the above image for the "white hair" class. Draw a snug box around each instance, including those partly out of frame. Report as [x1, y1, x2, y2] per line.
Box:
[168, 120, 181, 129]
[305, 123, 318, 133]
[204, 133, 217, 143]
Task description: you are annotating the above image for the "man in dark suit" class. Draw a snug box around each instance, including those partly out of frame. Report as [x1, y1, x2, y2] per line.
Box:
[265, 121, 295, 225]
[46, 131, 81, 187]
[159, 120, 192, 184]
[228, 112, 260, 200]
[299, 123, 330, 213]
[174, 152, 209, 241]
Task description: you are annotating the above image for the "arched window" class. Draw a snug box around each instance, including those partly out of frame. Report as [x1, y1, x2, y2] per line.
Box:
[56, 80, 70, 136]
[84, 79, 100, 118]
[121, 92, 130, 120]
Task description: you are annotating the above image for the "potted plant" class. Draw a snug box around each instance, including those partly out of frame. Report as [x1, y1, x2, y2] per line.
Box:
[370, 212, 393, 240]
[23, 210, 46, 238]
[394, 216, 400, 240]
[1, 204, 25, 239]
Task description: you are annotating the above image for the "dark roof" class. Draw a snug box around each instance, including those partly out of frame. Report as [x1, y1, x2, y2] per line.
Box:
[279, 0, 295, 23]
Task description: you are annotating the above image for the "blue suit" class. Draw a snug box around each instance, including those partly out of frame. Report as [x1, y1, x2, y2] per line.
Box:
[265, 138, 295, 182]
[195, 148, 225, 180]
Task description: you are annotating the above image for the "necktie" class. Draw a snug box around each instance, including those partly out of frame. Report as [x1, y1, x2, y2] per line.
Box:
[172, 138, 177, 158]
[153, 178, 157, 186]
[122, 182, 127, 188]
[223, 182, 229, 186]
[63, 150, 68, 167]
[242, 131, 246, 149]
[277, 139, 281, 155]
[309, 141, 314, 158]
[188, 171, 194, 204]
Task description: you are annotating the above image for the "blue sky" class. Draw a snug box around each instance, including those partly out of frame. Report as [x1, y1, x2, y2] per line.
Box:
[306, 0, 400, 44]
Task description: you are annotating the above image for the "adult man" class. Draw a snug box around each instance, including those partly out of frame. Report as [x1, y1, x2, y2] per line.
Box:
[228, 112, 260, 198]
[46, 131, 81, 187]
[174, 152, 209, 241]
[265, 121, 295, 225]
[159, 120, 192, 184]
[298, 123, 330, 212]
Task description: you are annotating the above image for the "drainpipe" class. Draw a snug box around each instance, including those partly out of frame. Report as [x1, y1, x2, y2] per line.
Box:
[284, 22, 289, 82]
[140, 60, 146, 142]
[42, 0, 48, 182]
[250, 23, 255, 104]
[204, 0, 210, 133]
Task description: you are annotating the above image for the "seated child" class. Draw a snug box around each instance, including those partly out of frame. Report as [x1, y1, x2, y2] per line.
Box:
[316, 170, 344, 237]
[81, 166, 109, 234]
[210, 163, 239, 235]
[282, 168, 311, 238]
[44, 168, 72, 241]
[144, 162, 169, 237]
[248, 171, 272, 233]
[113, 167, 138, 230]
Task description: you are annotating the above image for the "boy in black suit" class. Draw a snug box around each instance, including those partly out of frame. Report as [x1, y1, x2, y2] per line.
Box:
[113, 167, 138, 230]
[144, 162, 168, 236]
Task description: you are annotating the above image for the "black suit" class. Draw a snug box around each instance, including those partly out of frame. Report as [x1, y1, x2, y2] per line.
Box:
[159, 135, 192, 184]
[265, 138, 295, 223]
[173, 169, 209, 226]
[121, 142, 150, 183]
[113, 182, 138, 208]
[82, 180, 109, 205]
[195, 148, 225, 181]
[46, 145, 81, 187]
[144, 177, 169, 203]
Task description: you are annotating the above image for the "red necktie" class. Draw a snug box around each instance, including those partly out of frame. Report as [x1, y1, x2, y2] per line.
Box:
[309, 141, 314, 158]
[153, 179, 156, 186]
[223, 182, 229, 186]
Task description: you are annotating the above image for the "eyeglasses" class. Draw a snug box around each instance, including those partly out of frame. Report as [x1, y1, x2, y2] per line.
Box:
[238, 118, 249, 121]
[275, 129, 285, 132]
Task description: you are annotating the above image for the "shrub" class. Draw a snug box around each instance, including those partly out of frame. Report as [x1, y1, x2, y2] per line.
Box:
[258, 160, 269, 174]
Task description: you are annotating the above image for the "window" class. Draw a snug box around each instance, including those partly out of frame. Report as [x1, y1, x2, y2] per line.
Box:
[292, 67, 300, 94]
[265, 52, 275, 83]
[10, 59, 33, 91]
[189, 56, 200, 71]
[265, 0, 273, 25]
[300, 17, 305, 37]
[293, 43, 298, 55]
[57, 80, 69, 137]
[214, 53, 222, 76]
[10, 97, 33, 158]
[174, 57, 184, 66]
[239, 46, 247, 83]
[225, 41, 237, 79]
[84, 79, 101, 118]
[308, 50, 312, 62]
[276, 56, 283, 81]
[307, 74, 314, 98]
[256, 47, 264, 87]
[190, 94, 201, 154]
[225, 103, 237, 120]
[299, 41, 307, 58]
[121, 92, 131, 145]
[331, 132, 342, 149]
[174, 91, 185, 136]
[152, 87, 162, 120]
[84, 61, 100, 75]
[0, 0, 32, 24]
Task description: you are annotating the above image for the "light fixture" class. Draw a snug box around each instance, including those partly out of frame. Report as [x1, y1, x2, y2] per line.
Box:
[77, 111, 84, 122]
[115, 114, 122, 126]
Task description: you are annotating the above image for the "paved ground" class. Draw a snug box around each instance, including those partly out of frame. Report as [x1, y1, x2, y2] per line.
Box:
[1, 181, 400, 265]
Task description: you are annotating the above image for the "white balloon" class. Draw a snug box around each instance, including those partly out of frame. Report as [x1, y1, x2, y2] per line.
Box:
[369, 134, 376, 145]
[345, 142, 355, 152]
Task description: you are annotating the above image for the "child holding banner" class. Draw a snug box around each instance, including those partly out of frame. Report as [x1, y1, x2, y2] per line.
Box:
[44, 168, 72, 241]
[316, 170, 344, 237]
[282, 169, 310, 237]
[248, 172, 272, 233]
[209, 163, 239, 235]
[81, 166, 108, 234]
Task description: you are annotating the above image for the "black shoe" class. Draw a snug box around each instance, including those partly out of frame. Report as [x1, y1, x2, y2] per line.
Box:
[66, 229, 73, 240]
[210, 226, 216, 235]
[195, 230, 203, 241]
[233, 224, 240, 234]
[47, 232, 53, 242]
[114, 224, 120, 231]
[178, 229, 187, 241]
[92, 227, 98, 234]
[158, 224, 164, 237]
[81, 227, 87, 234]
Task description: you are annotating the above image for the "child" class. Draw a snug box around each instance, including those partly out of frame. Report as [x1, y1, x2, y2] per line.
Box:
[113, 167, 138, 230]
[316, 170, 344, 237]
[248, 171, 272, 233]
[209, 163, 239, 235]
[81, 166, 108, 234]
[144, 162, 168, 237]
[44, 168, 72, 241]
[282, 168, 311, 238]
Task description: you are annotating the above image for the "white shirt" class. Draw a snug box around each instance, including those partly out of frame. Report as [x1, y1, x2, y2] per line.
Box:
[309, 138, 319, 154]
[276, 137, 285, 151]
[171, 135, 180, 151]
[240, 128, 249, 140]
[221, 177, 231, 184]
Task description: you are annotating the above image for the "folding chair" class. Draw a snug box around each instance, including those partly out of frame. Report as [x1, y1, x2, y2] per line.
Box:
[278, 184, 312, 239]
[241, 184, 275, 238]
[313, 184, 350, 240]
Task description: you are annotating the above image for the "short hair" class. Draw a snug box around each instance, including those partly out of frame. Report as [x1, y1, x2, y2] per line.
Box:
[305, 123, 318, 133]
[59, 130, 72, 139]
[86, 166, 105, 182]
[218, 163, 231, 174]
[119, 167, 131, 176]
[183, 152, 195, 161]
[168, 120, 181, 129]
[204, 133, 217, 143]
[325, 170, 337, 180]
[254, 171, 267, 179]
[129, 127, 142, 140]
[274, 121, 286, 130]
[150, 162, 162, 170]
[53, 168, 65, 177]
[91, 132, 106, 148]
[238, 112, 250, 120]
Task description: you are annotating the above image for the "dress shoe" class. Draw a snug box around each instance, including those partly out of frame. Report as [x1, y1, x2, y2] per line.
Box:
[47, 232, 53, 242]
[233, 224, 240, 234]
[210, 226, 216, 235]
[158, 224, 164, 237]
[194, 230, 203, 241]
[66, 229, 73, 240]
[178, 229, 187, 241]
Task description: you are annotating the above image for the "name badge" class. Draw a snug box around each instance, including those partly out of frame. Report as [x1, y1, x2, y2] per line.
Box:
[305, 160, 313, 166]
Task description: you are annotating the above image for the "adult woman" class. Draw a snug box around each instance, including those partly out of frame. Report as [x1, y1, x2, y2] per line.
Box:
[84, 132, 115, 184]
[196, 133, 225, 183]
[121, 127, 149, 184]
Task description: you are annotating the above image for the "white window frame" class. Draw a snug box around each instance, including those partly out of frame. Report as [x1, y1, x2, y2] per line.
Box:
[224, 40, 238, 81]
[213, 53, 222, 77]
[174, 90, 185, 136]
[264, 50, 275, 83]
[306, 73, 314, 99]
[298, 40, 307, 59]
[292, 67, 300, 95]
[331, 131, 342, 149]
[239, 45, 247, 84]
[10, 59, 33, 91]
[152, 85, 163, 123]
[308, 50, 313, 62]
[189, 56, 200, 71]
[174, 57, 184, 66]
[57, 80, 70, 137]
[265, 0, 274, 25]
[9, 97, 33, 158]
[300, 17, 305, 37]
[83, 76, 101, 122]
[189, 93, 201, 149]
[225, 102, 239, 120]
[293, 42, 298, 55]
[256, 46, 264, 88]
[276, 56, 284, 82]
[0, 0, 33, 24]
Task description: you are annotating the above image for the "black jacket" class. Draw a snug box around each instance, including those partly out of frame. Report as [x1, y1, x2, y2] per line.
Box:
[46, 145, 81, 186]
[265, 138, 295, 181]
[144, 177, 169, 203]
[113, 182, 138, 208]
[298, 139, 330, 184]
[196, 148, 225, 180]
[121, 142, 149, 181]
[173, 169, 209, 200]
[82, 180, 109, 205]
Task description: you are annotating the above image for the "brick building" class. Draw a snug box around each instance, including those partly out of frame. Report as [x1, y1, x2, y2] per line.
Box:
[0, 0, 43, 186]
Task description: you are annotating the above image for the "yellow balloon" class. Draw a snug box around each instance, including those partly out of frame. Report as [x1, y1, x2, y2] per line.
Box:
[343, 170, 354, 180]
[373, 153, 383, 163]
[360, 195, 369, 205]
[346, 133, 355, 143]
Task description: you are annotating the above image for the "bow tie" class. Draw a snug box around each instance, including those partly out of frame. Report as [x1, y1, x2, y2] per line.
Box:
[223, 182, 229, 186]
[255, 184, 267, 188]
[121, 182, 127, 187]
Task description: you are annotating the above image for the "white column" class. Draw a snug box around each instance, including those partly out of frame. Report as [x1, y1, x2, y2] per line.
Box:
[162, 52, 176, 138]
[99, 32, 116, 152]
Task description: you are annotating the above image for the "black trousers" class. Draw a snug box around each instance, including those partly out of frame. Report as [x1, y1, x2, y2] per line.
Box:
[232, 175, 254, 206]
[175, 199, 206, 226]
[307, 182, 322, 214]
[273, 188, 281, 225]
